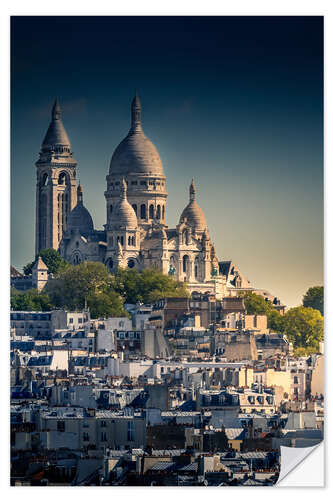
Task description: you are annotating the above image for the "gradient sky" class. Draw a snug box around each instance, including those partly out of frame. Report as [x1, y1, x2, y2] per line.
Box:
[10, 16, 323, 307]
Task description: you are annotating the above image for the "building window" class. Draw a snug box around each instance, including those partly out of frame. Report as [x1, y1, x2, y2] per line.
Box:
[83, 432, 89, 441]
[101, 420, 106, 428]
[69, 318, 73, 324]
[101, 432, 107, 442]
[183, 255, 189, 273]
[128, 259, 135, 269]
[127, 421, 134, 441]
[294, 376, 298, 384]
[140, 204, 146, 219]
[57, 421, 65, 432]
[149, 204, 154, 219]
[110, 205, 113, 214]
[156, 205, 161, 219]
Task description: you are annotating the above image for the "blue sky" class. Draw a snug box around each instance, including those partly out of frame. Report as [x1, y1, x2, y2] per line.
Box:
[11, 16, 323, 307]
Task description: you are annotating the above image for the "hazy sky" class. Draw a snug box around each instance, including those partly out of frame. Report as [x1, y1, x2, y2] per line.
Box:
[10, 16, 323, 307]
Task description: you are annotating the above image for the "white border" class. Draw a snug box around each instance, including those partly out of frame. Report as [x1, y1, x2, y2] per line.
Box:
[1, 1, 331, 498]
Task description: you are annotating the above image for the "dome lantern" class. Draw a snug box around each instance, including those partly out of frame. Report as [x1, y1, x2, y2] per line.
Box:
[179, 179, 207, 233]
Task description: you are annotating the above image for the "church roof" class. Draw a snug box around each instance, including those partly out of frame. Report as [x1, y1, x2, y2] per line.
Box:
[110, 178, 138, 229]
[109, 94, 164, 176]
[179, 179, 207, 232]
[42, 98, 71, 148]
[33, 256, 48, 271]
[67, 186, 94, 235]
[11, 265, 23, 278]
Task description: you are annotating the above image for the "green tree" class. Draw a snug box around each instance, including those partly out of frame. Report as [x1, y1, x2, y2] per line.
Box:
[282, 306, 323, 353]
[239, 291, 272, 315]
[238, 291, 282, 330]
[46, 261, 115, 310]
[10, 287, 53, 311]
[113, 267, 188, 304]
[303, 286, 324, 315]
[24, 248, 69, 276]
[267, 309, 285, 332]
[87, 290, 127, 319]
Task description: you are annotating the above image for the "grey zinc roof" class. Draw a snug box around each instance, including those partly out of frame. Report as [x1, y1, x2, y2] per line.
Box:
[240, 451, 269, 459]
[151, 449, 186, 457]
[178, 462, 198, 472]
[224, 428, 246, 440]
[150, 461, 174, 471]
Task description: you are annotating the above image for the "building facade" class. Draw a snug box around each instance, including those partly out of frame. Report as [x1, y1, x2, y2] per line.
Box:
[34, 95, 284, 304]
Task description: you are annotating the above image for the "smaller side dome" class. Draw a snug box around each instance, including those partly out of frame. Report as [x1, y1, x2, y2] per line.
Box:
[179, 179, 207, 232]
[67, 185, 94, 236]
[110, 178, 138, 229]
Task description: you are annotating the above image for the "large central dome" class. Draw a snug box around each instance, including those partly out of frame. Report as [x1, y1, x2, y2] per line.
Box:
[109, 95, 164, 176]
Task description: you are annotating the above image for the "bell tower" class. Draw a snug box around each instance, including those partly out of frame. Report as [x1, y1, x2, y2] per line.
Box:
[35, 98, 78, 255]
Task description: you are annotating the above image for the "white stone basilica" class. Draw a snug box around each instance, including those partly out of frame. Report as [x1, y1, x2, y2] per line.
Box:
[34, 94, 284, 304]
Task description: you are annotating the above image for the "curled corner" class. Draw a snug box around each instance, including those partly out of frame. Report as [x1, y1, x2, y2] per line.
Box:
[277, 442, 324, 485]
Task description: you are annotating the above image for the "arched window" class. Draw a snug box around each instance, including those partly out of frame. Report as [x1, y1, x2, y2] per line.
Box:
[132, 236, 135, 246]
[110, 205, 113, 214]
[195, 256, 199, 279]
[58, 172, 68, 185]
[128, 259, 135, 269]
[132, 204, 137, 215]
[182, 230, 189, 245]
[109, 236, 114, 247]
[162, 205, 165, 220]
[149, 204, 154, 219]
[121, 236, 124, 245]
[140, 204, 146, 219]
[156, 205, 161, 219]
[128, 236, 131, 245]
[183, 255, 189, 273]
[72, 253, 82, 265]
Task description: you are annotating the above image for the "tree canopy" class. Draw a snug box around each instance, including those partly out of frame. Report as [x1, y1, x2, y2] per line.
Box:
[281, 306, 323, 353]
[24, 248, 69, 276]
[112, 267, 189, 304]
[45, 261, 121, 316]
[239, 291, 323, 355]
[302, 286, 324, 315]
[238, 291, 280, 329]
[10, 287, 53, 312]
[12, 262, 188, 319]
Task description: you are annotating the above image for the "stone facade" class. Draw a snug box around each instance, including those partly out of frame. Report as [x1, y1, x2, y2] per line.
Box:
[35, 98, 77, 254]
[35, 95, 284, 304]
